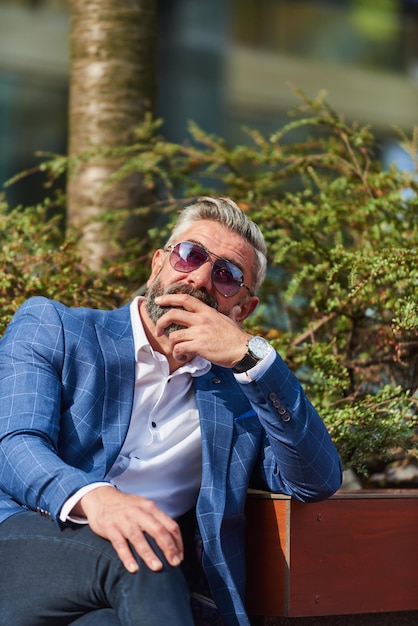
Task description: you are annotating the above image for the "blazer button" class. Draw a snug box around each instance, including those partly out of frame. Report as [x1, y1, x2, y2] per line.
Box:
[37, 507, 50, 518]
[282, 412, 291, 422]
[212, 378, 221, 384]
[269, 392, 277, 401]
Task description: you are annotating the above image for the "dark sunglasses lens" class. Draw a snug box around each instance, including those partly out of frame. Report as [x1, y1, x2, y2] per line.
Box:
[170, 242, 244, 297]
[171, 242, 208, 272]
[212, 260, 243, 296]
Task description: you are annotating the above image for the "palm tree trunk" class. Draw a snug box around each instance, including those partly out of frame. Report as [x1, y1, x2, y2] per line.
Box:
[67, 0, 157, 268]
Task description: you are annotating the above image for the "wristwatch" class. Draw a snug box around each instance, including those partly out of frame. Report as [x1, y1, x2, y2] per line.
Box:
[232, 336, 272, 373]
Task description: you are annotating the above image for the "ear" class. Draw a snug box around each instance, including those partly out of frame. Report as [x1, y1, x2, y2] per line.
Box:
[234, 295, 259, 324]
[146, 249, 166, 287]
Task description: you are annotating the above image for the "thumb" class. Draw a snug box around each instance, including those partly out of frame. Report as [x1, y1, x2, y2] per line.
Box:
[229, 305, 243, 323]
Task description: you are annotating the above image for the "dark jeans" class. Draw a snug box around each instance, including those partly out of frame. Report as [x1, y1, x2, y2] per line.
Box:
[0, 511, 195, 626]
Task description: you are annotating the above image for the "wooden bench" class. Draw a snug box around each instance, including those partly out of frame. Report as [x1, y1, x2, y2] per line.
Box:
[245, 489, 418, 618]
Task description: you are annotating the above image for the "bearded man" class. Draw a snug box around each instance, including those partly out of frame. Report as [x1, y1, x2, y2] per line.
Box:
[0, 197, 341, 626]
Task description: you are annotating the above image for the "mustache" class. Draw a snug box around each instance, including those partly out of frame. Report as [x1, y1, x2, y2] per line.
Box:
[145, 281, 218, 335]
[162, 283, 218, 309]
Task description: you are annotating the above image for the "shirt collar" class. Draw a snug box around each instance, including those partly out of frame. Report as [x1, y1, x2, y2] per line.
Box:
[129, 296, 211, 377]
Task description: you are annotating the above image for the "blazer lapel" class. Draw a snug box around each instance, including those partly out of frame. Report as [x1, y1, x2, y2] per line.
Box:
[194, 368, 234, 535]
[95, 306, 136, 472]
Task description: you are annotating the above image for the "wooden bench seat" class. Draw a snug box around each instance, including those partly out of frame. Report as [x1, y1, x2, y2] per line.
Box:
[245, 489, 418, 618]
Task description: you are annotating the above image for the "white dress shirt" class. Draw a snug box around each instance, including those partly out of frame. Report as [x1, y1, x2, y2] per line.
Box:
[60, 296, 274, 523]
[60, 297, 211, 521]
[105, 297, 212, 517]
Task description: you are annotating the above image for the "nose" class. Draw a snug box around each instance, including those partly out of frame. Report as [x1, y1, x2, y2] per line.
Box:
[185, 260, 214, 292]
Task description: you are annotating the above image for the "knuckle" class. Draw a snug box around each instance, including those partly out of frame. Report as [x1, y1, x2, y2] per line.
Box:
[112, 536, 128, 552]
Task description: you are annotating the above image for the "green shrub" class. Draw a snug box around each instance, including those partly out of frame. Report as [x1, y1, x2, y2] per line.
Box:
[2, 92, 417, 478]
[0, 200, 130, 335]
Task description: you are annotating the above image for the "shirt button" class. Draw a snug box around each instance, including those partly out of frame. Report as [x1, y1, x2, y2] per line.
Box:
[151, 421, 157, 428]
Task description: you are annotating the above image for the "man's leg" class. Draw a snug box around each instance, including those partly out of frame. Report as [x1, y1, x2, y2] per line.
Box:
[0, 511, 194, 626]
[71, 609, 121, 625]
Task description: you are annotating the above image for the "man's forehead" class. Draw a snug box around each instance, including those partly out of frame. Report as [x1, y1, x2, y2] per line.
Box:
[175, 220, 253, 262]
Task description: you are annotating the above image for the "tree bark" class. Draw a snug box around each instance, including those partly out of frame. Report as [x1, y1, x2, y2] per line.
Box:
[67, 0, 157, 268]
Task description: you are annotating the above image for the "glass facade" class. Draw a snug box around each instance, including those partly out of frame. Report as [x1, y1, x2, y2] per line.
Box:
[232, 0, 410, 72]
[1, 0, 417, 207]
[225, 0, 418, 139]
[0, 0, 69, 206]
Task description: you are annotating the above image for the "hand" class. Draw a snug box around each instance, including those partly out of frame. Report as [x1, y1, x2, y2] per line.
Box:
[153, 293, 250, 367]
[73, 486, 183, 573]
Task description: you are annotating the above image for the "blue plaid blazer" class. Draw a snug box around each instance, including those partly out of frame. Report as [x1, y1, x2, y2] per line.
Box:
[0, 297, 342, 625]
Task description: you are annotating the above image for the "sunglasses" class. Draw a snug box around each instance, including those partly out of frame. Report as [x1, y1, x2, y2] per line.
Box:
[166, 241, 252, 298]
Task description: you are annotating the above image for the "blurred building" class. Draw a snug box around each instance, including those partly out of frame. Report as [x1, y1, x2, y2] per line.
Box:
[1, 0, 417, 207]
[0, 0, 69, 206]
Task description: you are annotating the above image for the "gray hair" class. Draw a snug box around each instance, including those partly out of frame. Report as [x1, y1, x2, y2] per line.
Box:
[166, 197, 267, 293]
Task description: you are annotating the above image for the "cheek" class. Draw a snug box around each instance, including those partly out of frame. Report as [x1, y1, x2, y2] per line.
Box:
[147, 270, 159, 288]
[216, 301, 234, 317]
[148, 251, 166, 285]
[147, 266, 183, 290]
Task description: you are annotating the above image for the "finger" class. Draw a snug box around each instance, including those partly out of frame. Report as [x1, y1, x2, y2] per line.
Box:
[132, 505, 184, 568]
[163, 326, 200, 359]
[109, 517, 183, 573]
[228, 305, 242, 322]
[154, 294, 199, 310]
[130, 532, 180, 572]
[148, 512, 185, 561]
[155, 310, 193, 336]
[85, 490, 184, 572]
[108, 531, 142, 573]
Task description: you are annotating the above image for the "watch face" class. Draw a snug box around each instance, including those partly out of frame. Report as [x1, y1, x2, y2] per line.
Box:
[248, 336, 271, 360]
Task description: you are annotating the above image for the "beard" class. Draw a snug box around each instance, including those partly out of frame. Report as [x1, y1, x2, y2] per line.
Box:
[145, 278, 219, 336]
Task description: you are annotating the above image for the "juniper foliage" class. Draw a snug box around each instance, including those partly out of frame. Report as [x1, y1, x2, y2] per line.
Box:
[2, 92, 417, 476]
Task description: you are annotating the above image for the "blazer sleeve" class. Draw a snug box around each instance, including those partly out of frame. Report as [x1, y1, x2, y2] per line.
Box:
[241, 352, 342, 502]
[0, 297, 104, 524]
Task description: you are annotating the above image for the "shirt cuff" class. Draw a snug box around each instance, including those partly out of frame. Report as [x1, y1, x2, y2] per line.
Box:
[233, 346, 276, 383]
[59, 482, 115, 524]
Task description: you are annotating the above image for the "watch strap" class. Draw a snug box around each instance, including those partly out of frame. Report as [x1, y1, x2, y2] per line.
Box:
[232, 349, 259, 374]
